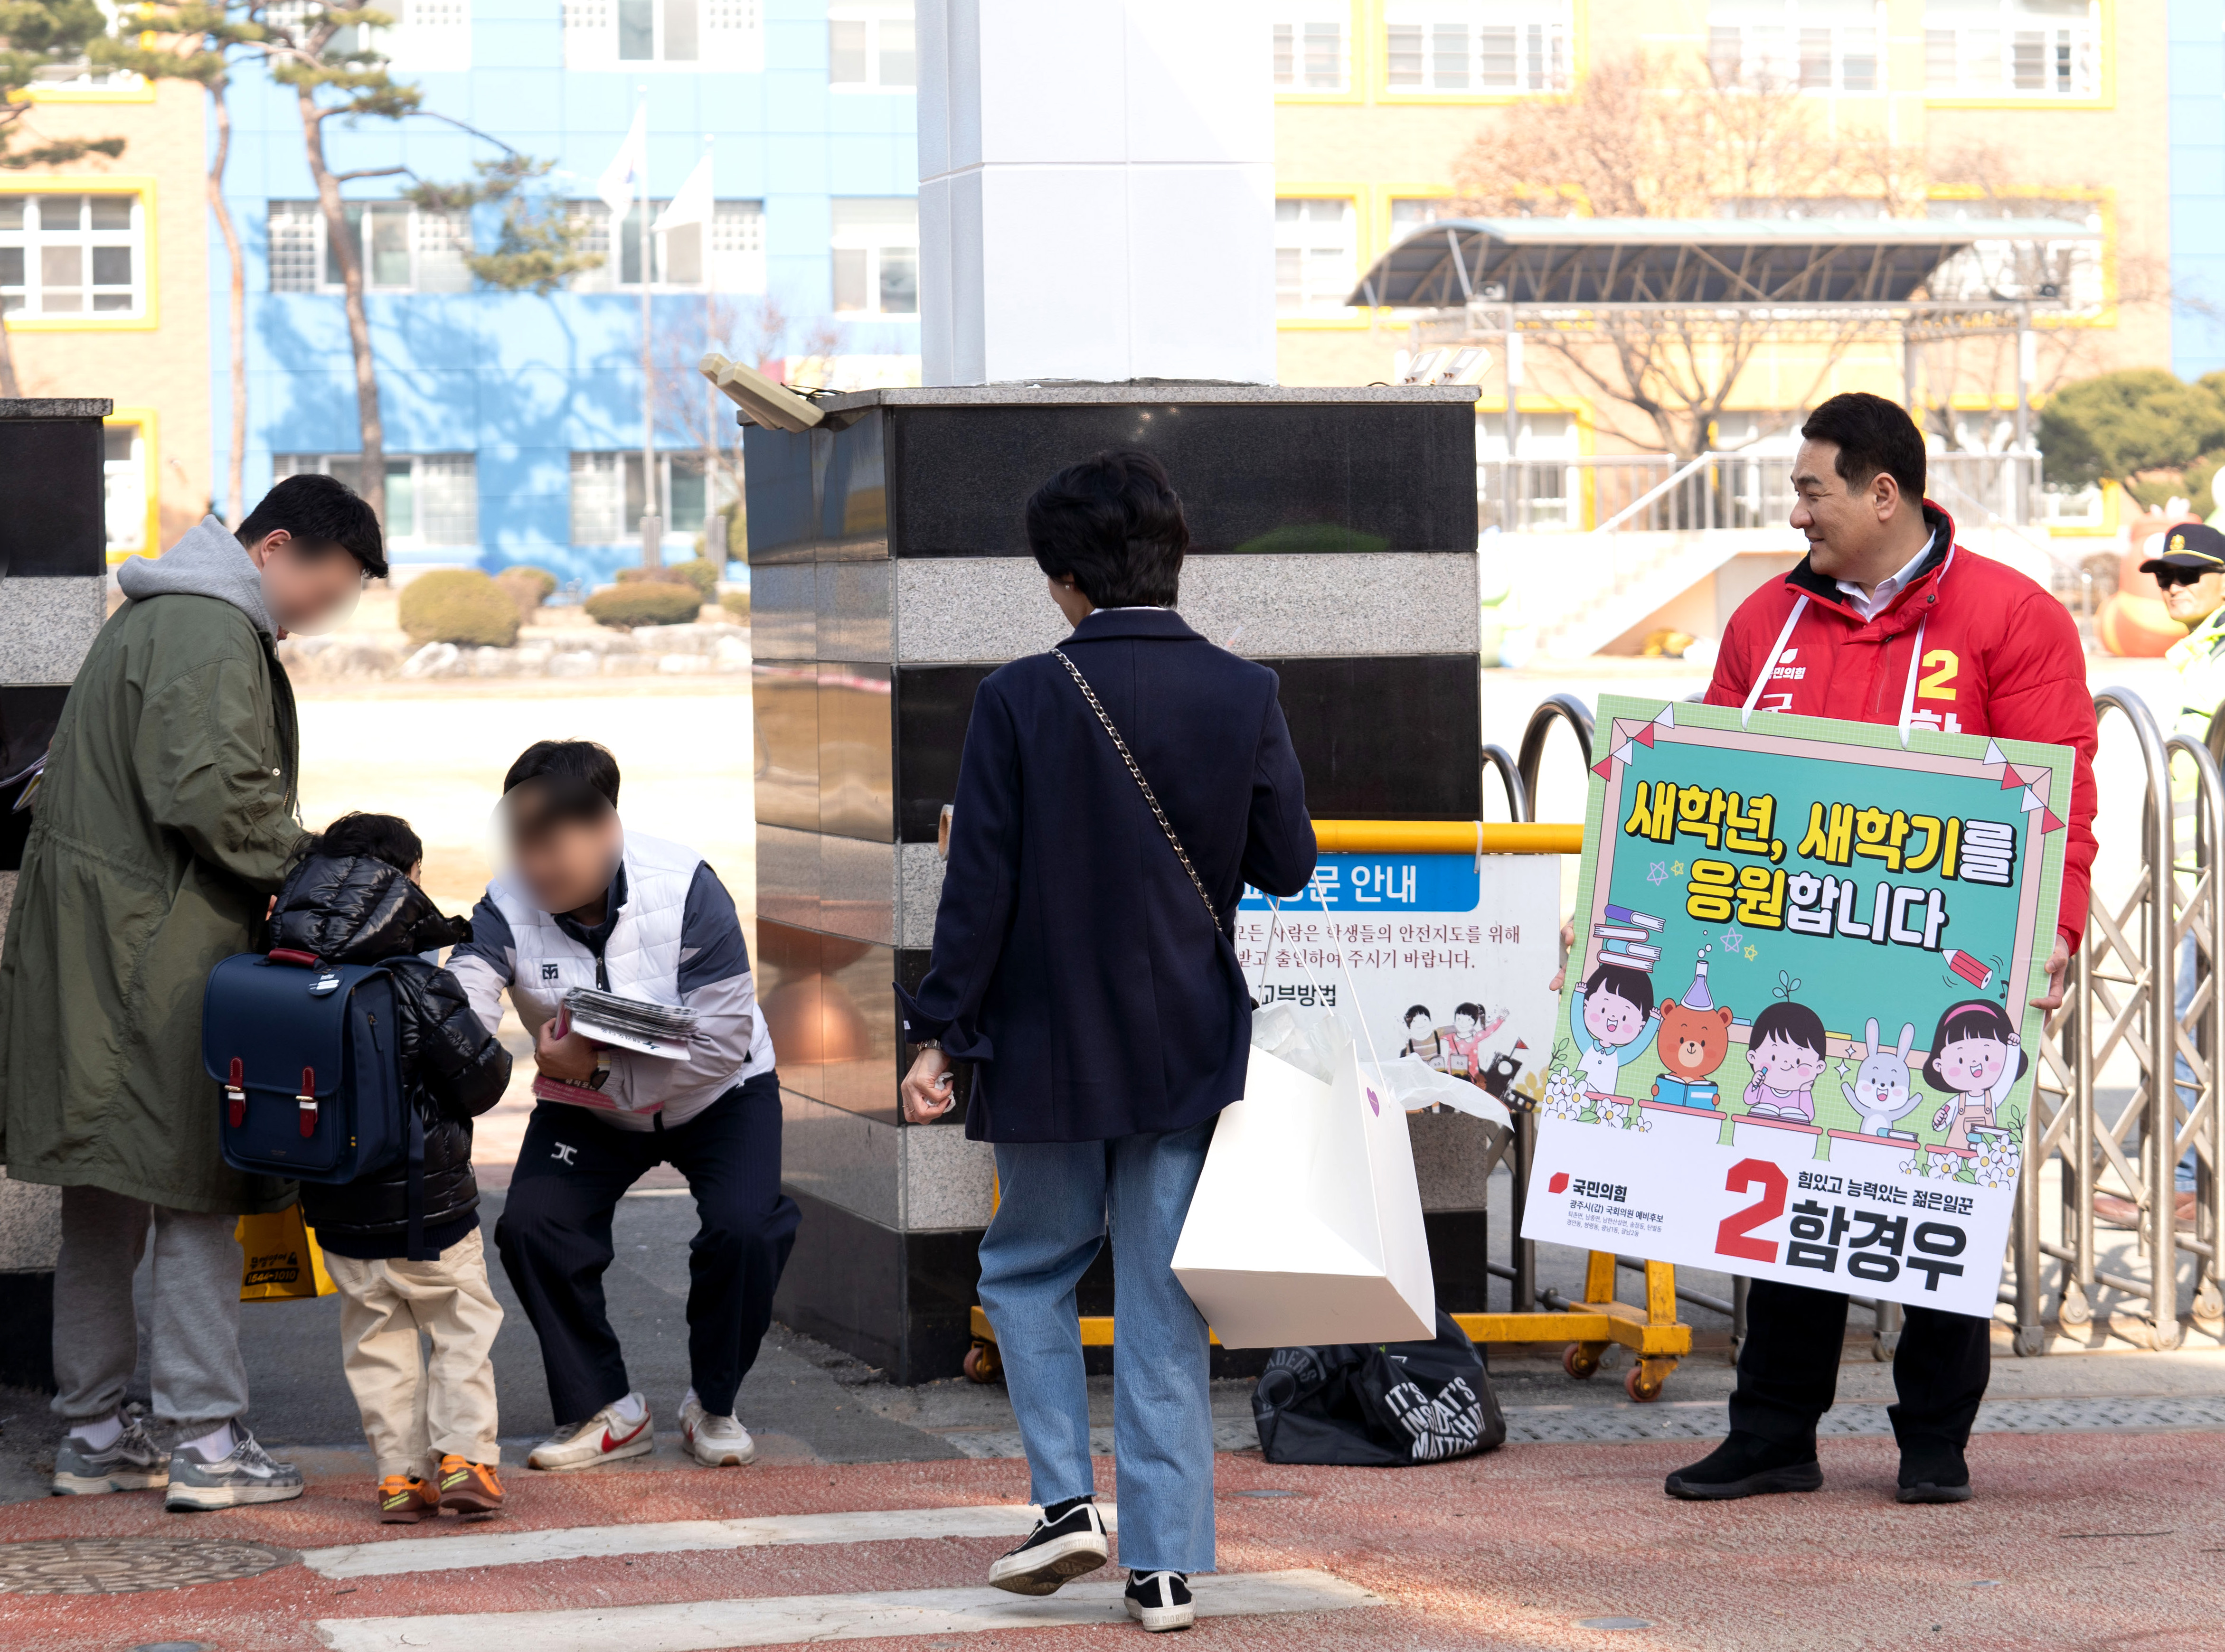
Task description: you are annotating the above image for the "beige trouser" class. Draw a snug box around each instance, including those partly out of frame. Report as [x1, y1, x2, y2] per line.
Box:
[326, 1227, 504, 1479]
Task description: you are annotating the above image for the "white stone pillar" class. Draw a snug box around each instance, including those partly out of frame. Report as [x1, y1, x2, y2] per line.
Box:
[915, 0, 1276, 387]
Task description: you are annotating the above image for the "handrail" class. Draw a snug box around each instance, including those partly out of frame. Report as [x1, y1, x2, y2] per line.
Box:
[1588, 449, 1722, 536]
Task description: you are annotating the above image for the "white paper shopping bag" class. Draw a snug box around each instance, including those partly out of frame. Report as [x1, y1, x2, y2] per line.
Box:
[1171, 1036, 1436, 1348]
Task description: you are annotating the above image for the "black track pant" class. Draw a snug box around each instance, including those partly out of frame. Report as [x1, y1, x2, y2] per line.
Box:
[496, 1070, 800, 1423]
[1729, 1278, 1990, 1468]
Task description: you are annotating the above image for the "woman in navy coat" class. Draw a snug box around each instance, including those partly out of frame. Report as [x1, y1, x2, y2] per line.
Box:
[897, 451, 1315, 1630]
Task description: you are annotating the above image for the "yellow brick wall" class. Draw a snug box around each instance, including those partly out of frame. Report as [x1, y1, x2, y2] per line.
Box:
[1274, 0, 2168, 446]
[2, 78, 211, 551]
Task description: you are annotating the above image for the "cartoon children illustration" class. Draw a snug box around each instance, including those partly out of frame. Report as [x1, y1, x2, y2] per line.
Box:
[1442, 1001, 1508, 1082]
[1400, 1005, 1446, 1068]
[1652, 954, 1734, 1109]
[1743, 999, 1829, 1124]
[1570, 962, 1655, 1102]
[1922, 998, 2027, 1149]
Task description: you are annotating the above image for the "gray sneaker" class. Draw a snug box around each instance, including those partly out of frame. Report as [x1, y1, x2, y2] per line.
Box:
[52, 1414, 169, 1495]
[163, 1425, 304, 1511]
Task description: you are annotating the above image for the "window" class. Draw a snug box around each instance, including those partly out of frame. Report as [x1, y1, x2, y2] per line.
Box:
[104, 422, 150, 555]
[1709, 0, 1881, 92]
[570, 451, 734, 544]
[275, 453, 479, 547]
[1385, 2, 1570, 94]
[1390, 198, 1459, 243]
[830, 1, 914, 89]
[562, 0, 762, 70]
[0, 193, 143, 319]
[1275, 198, 1357, 315]
[1274, 7, 1349, 92]
[378, 0, 473, 70]
[568, 199, 764, 291]
[1924, 197, 2102, 309]
[831, 198, 918, 316]
[266, 200, 470, 294]
[1924, 0, 2097, 98]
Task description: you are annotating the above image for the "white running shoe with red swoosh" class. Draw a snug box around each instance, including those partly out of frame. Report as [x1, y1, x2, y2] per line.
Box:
[526, 1393, 657, 1472]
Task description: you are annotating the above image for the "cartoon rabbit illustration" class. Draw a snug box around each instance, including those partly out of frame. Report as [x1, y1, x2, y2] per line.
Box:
[1852, 1018, 1921, 1137]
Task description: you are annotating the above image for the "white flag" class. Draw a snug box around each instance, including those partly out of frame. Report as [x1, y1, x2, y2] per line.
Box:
[653, 150, 713, 234]
[597, 107, 647, 219]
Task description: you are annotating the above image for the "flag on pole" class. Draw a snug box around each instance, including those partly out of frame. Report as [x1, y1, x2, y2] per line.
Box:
[653, 149, 714, 234]
[597, 106, 648, 219]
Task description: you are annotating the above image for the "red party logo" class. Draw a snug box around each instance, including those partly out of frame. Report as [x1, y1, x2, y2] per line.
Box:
[1548, 1172, 1571, 1194]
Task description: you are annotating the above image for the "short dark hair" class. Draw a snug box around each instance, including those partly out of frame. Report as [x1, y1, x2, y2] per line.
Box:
[1404, 1004, 1432, 1025]
[313, 810, 422, 873]
[237, 473, 387, 578]
[1026, 450, 1189, 609]
[1584, 962, 1655, 1020]
[1751, 1000, 1828, 1060]
[504, 739, 621, 807]
[1800, 392, 1926, 508]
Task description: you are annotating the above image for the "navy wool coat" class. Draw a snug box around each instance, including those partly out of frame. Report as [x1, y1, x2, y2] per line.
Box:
[895, 608, 1317, 1143]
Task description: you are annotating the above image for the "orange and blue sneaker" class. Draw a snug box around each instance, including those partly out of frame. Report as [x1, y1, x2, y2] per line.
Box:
[437, 1455, 504, 1518]
[377, 1474, 439, 1523]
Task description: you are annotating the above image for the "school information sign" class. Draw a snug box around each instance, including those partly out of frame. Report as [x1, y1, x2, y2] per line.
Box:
[1521, 695, 2071, 1317]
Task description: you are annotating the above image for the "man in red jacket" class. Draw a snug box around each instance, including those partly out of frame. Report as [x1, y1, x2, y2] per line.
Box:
[1665, 392, 2097, 1507]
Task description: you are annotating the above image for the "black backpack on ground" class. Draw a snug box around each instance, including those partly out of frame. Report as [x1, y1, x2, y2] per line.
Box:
[1251, 1310, 1506, 1466]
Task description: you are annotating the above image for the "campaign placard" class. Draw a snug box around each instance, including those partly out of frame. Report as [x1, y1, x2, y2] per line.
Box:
[1520, 695, 2071, 1317]
[1239, 852, 1561, 1106]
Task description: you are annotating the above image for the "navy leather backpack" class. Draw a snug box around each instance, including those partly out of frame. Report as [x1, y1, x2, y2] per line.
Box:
[202, 947, 434, 1258]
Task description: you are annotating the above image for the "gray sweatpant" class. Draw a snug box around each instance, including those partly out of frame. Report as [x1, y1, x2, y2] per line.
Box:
[51, 1185, 249, 1432]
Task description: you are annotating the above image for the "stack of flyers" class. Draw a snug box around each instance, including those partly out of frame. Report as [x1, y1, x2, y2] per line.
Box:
[1594, 902, 1665, 971]
[560, 988, 697, 1059]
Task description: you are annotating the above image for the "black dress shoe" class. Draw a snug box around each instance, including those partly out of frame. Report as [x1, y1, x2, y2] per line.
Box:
[1664, 1431, 1824, 1501]
[1896, 1452, 1972, 1504]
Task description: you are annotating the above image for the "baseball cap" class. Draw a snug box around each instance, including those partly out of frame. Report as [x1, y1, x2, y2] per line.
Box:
[2139, 522, 2225, 575]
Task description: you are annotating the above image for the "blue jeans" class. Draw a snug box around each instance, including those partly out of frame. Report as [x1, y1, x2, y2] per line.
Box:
[2178, 937, 2201, 1194]
[977, 1118, 1217, 1576]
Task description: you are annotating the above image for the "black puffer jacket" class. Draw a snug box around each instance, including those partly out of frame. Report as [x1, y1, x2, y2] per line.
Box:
[272, 854, 513, 1257]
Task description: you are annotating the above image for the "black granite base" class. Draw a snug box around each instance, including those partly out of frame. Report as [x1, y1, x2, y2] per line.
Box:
[0, 1270, 55, 1391]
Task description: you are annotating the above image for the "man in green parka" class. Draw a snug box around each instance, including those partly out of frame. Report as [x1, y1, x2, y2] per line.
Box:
[0, 474, 383, 1509]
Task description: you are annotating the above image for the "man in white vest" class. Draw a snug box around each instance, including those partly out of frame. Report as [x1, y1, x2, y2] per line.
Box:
[449, 740, 794, 1470]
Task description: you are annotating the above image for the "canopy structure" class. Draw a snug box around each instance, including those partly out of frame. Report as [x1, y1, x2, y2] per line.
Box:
[1348, 216, 2100, 317]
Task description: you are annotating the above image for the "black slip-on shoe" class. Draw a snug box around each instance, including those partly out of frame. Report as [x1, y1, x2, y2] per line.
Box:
[988, 1499, 1110, 1596]
[1664, 1431, 1824, 1502]
[1126, 1570, 1195, 1632]
[1896, 1455, 1973, 1503]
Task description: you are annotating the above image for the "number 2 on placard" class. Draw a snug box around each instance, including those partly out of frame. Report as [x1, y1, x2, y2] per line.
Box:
[1715, 1157, 1788, 1263]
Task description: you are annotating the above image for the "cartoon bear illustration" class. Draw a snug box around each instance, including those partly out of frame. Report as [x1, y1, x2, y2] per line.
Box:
[1651, 952, 1734, 1109]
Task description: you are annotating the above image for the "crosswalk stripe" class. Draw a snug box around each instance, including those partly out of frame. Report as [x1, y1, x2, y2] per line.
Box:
[301, 1505, 1118, 1580]
[313, 1569, 1378, 1652]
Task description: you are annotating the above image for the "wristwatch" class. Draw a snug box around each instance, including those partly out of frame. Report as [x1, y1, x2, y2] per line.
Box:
[915, 1037, 943, 1052]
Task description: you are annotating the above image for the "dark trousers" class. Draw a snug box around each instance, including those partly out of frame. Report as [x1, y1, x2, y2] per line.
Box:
[495, 1070, 800, 1423]
[1729, 1278, 1990, 1468]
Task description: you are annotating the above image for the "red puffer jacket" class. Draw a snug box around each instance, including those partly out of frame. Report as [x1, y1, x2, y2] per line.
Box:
[1703, 502, 2098, 954]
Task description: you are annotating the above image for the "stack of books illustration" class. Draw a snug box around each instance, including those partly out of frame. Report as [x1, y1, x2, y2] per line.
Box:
[1593, 903, 1664, 971]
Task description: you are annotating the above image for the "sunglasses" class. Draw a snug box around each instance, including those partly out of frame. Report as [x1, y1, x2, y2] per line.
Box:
[2156, 563, 2221, 589]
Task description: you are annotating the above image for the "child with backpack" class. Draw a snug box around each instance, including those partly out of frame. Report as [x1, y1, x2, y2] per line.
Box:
[266, 812, 514, 1521]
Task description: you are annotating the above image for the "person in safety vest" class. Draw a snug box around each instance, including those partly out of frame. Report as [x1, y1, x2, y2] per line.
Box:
[1667, 392, 2097, 1507]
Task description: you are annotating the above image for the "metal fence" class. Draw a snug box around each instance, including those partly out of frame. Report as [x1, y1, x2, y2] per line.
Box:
[1506, 686, 2225, 1353]
[1480, 451, 2046, 535]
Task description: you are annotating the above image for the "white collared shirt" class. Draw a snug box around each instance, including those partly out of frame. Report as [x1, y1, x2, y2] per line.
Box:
[1836, 529, 1936, 622]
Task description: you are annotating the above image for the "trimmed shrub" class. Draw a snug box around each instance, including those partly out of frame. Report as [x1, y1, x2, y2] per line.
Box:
[616, 559, 718, 602]
[399, 569, 520, 648]
[586, 582, 703, 629]
[719, 589, 750, 621]
[495, 564, 558, 622]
